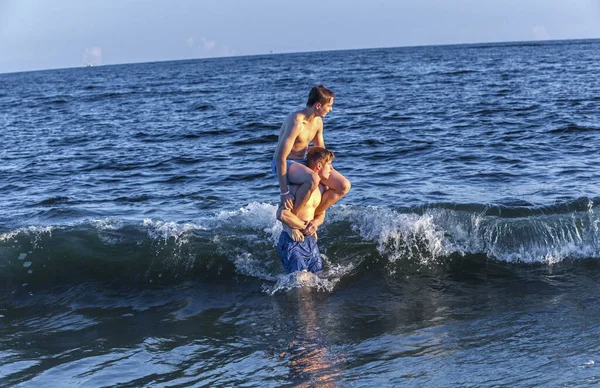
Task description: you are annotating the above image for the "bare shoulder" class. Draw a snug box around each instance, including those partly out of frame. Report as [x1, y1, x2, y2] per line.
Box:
[318, 183, 328, 194]
[290, 111, 307, 125]
[315, 116, 324, 128]
[281, 112, 303, 137]
[284, 112, 307, 135]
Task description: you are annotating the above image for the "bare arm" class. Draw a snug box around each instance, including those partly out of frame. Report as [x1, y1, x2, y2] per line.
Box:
[276, 205, 308, 230]
[311, 211, 326, 228]
[312, 117, 325, 148]
[303, 184, 328, 236]
[274, 115, 303, 193]
[303, 211, 325, 236]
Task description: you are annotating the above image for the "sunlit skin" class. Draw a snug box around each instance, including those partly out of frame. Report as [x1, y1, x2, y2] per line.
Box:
[273, 89, 351, 220]
[277, 159, 333, 241]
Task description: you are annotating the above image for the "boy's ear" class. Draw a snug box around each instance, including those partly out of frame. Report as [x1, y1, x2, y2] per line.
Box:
[316, 162, 322, 171]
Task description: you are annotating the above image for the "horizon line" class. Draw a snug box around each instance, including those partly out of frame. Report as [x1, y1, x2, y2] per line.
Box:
[1, 36, 599, 76]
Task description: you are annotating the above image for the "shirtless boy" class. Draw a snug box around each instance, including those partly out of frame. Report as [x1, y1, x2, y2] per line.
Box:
[276, 147, 334, 274]
[271, 85, 351, 225]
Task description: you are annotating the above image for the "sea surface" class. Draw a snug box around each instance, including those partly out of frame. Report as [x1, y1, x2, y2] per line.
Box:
[1, 39, 600, 387]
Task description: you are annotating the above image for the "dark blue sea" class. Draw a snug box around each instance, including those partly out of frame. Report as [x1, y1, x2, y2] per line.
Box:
[2, 39, 600, 387]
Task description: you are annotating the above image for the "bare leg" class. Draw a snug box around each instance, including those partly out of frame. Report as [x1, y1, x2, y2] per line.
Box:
[314, 168, 351, 215]
[287, 162, 319, 215]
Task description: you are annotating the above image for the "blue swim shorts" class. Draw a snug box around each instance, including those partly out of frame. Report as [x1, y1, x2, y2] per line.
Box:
[271, 158, 307, 185]
[277, 232, 323, 274]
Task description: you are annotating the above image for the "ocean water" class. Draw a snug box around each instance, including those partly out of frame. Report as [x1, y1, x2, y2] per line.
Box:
[1, 39, 600, 386]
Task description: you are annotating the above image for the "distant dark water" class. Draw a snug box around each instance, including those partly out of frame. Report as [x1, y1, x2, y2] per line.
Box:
[2, 39, 600, 386]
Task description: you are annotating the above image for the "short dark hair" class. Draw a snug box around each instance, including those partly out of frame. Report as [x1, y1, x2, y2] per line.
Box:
[307, 85, 334, 106]
[307, 147, 335, 169]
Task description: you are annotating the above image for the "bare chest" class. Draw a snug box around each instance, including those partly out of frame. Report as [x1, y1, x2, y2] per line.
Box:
[293, 122, 319, 150]
[307, 187, 322, 208]
[295, 187, 323, 221]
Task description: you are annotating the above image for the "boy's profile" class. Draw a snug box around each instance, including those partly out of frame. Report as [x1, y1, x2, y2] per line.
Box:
[271, 85, 351, 230]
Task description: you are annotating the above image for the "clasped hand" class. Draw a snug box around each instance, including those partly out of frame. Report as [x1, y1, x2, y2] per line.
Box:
[281, 192, 294, 211]
[303, 220, 317, 236]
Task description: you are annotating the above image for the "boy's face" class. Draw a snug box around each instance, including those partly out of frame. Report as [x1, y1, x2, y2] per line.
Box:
[318, 161, 333, 180]
[316, 98, 334, 117]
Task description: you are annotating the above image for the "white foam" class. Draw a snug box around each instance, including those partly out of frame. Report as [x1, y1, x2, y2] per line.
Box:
[233, 252, 277, 282]
[332, 204, 600, 264]
[321, 261, 357, 279]
[464, 210, 600, 263]
[142, 218, 206, 244]
[335, 205, 452, 265]
[138, 203, 281, 248]
[263, 271, 339, 295]
[216, 201, 277, 225]
[0, 226, 56, 243]
[216, 202, 282, 242]
[90, 218, 124, 230]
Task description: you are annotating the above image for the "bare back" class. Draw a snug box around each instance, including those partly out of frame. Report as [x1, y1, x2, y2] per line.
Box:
[273, 111, 323, 160]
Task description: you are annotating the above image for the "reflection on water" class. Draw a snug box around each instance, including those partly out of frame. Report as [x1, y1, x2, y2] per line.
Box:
[283, 285, 343, 387]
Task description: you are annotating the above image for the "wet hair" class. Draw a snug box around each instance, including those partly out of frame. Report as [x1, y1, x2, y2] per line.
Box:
[307, 147, 335, 169]
[307, 85, 334, 106]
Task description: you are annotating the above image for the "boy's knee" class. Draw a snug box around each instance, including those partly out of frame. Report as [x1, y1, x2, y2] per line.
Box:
[340, 179, 351, 195]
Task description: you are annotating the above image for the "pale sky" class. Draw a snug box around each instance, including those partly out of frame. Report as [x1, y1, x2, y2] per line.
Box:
[1, 0, 600, 74]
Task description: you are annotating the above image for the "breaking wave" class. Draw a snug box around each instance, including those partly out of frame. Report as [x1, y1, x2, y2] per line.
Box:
[2, 198, 600, 294]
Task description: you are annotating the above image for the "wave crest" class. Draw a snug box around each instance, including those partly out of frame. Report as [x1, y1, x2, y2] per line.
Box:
[1, 199, 600, 293]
